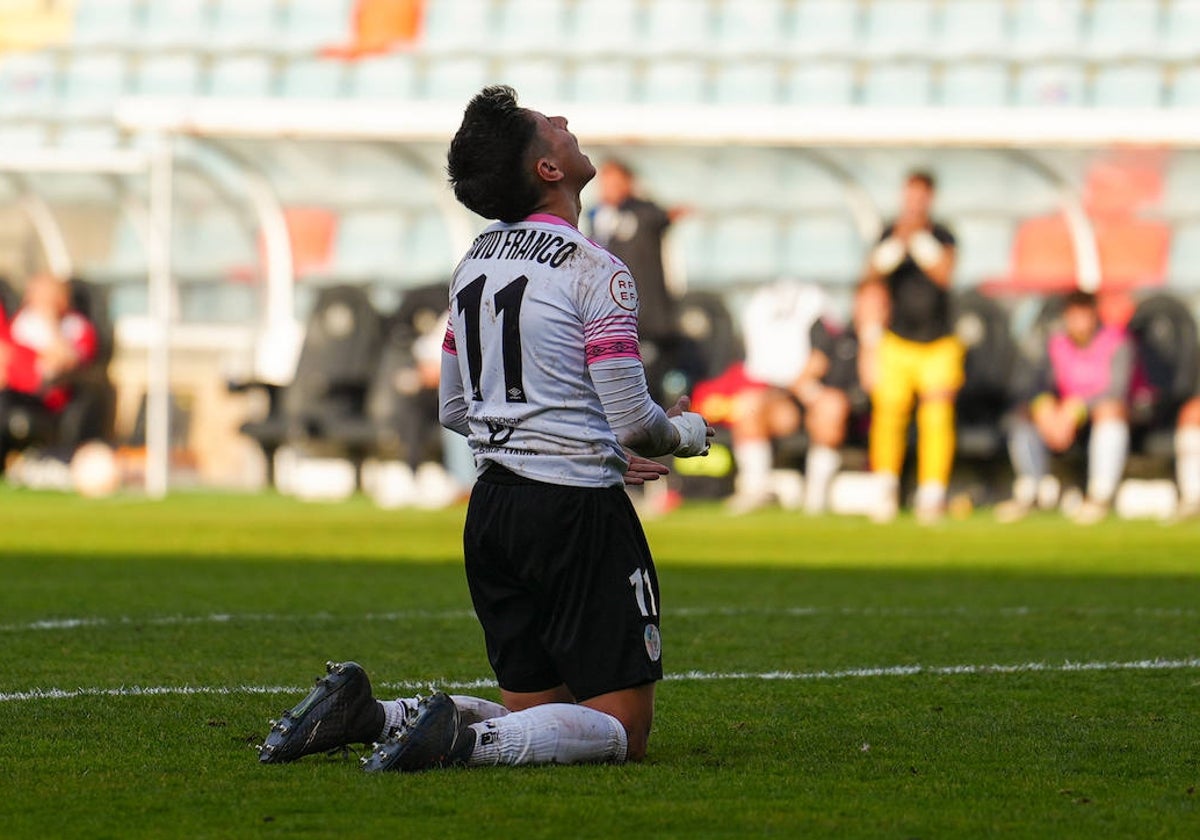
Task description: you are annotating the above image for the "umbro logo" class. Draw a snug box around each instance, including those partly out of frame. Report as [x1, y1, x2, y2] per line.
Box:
[508, 387, 524, 399]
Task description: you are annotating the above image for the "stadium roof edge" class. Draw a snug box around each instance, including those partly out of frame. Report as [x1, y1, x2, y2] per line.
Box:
[115, 98, 1200, 149]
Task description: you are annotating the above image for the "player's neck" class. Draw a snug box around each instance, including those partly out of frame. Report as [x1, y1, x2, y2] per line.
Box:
[532, 187, 582, 228]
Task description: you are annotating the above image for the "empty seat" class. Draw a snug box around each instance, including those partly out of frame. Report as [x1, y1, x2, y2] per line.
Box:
[493, 0, 569, 51]
[1165, 0, 1200, 58]
[1087, 0, 1161, 57]
[61, 52, 127, 117]
[280, 58, 347, 98]
[789, 0, 859, 54]
[0, 51, 58, 117]
[134, 54, 203, 97]
[282, 0, 354, 50]
[1014, 61, 1087, 106]
[711, 216, 781, 282]
[940, 59, 1011, 106]
[1168, 221, 1200, 288]
[1168, 64, 1200, 107]
[712, 61, 780, 105]
[141, 0, 209, 49]
[1011, 0, 1083, 56]
[642, 0, 712, 54]
[714, 0, 785, 55]
[496, 56, 565, 103]
[938, 0, 1009, 58]
[422, 0, 491, 49]
[953, 217, 1015, 286]
[570, 57, 636, 103]
[1162, 153, 1200, 216]
[0, 123, 48, 147]
[208, 56, 275, 97]
[861, 60, 934, 106]
[210, 0, 281, 51]
[572, 0, 639, 54]
[862, 0, 936, 57]
[423, 55, 490, 101]
[641, 59, 707, 104]
[334, 211, 406, 277]
[784, 61, 857, 106]
[1091, 63, 1163, 108]
[351, 53, 418, 98]
[71, 0, 138, 47]
[783, 216, 861, 283]
[403, 213, 455, 281]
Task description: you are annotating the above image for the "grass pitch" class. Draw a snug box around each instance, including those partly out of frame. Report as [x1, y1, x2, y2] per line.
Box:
[2, 489, 1199, 838]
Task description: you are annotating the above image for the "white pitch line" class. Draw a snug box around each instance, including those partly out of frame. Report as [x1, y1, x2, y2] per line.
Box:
[2, 657, 1198, 704]
[2, 605, 1197, 634]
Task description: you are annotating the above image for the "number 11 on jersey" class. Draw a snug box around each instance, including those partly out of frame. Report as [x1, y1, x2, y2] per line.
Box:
[456, 273, 529, 403]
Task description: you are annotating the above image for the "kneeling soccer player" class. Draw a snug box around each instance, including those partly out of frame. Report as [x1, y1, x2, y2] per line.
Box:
[258, 86, 713, 772]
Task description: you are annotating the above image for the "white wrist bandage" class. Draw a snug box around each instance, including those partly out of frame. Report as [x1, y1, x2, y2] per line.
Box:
[909, 230, 945, 269]
[669, 412, 710, 457]
[870, 236, 906, 274]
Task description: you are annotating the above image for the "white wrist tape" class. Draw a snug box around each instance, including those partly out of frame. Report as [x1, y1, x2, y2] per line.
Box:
[909, 230, 945, 270]
[870, 236, 907, 274]
[669, 412, 710, 457]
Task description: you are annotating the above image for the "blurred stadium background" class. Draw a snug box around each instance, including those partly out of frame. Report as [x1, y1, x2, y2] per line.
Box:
[2, 0, 1200, 500]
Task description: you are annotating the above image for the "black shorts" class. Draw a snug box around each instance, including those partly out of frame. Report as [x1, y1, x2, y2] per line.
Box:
[463, 464, 663, 702]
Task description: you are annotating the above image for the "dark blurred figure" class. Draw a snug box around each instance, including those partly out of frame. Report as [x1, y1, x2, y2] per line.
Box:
[586, 158, 690, 403]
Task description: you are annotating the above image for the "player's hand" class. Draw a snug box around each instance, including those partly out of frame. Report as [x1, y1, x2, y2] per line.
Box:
[666, 396, 716, 456]
[623, 452, 670, 485]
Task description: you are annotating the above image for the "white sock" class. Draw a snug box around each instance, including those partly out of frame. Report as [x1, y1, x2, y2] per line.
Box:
[1087, 419, 1129, 503]
[915, 482, 946, 510]
[1007, 419, 1048, 489]
[804, 445, 841, 512]
[733, 439, 773, 497]
[380, 694, 509, 738]
[380, 698, 416, 738]
[466, 703, 628, 766]
[1176, 427, 1200, 505]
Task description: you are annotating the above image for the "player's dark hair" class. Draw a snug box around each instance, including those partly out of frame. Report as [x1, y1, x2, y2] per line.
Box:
[906, 169, 937, 191]
[447, 86, 543, 223]
[1064, 289, 1098, 310]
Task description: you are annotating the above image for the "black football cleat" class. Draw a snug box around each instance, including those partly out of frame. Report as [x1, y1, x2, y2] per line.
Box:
[361, 692, 476, 772]
[258, 660, 384, 764]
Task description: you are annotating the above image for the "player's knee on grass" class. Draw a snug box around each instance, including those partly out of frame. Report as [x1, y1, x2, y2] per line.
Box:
[583, 684, 655, 763]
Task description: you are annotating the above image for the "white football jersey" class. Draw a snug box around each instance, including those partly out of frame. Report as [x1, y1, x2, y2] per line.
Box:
[443, 214, 642, 488]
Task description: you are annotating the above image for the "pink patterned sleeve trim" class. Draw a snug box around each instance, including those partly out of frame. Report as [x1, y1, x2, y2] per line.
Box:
[442, 323, 457, 356]
[585, 336, 642, 364]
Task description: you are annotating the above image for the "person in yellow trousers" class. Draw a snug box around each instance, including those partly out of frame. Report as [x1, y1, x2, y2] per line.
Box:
[863, 171, 962, 524]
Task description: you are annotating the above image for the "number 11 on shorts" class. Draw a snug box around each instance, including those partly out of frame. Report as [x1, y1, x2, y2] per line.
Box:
[628, 568, 658, 617]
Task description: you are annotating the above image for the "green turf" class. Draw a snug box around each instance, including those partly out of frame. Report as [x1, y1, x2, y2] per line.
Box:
[2, 489, 1199, 838]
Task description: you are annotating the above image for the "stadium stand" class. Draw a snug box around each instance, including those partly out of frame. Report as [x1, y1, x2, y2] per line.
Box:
[5, 0, 1200, 495]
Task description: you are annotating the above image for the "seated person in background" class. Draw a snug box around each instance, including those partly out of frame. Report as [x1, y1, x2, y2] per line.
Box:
[0, 274, 97, 471]
[1174, 396, 1200, 520]
[997, 291, 1132, 525]
[728, 279, 888, 514]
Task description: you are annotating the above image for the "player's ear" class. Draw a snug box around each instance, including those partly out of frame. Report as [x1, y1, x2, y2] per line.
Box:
[535, 157, 564, 185]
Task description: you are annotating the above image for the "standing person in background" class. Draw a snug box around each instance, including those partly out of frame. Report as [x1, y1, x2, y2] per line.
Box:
[996, 291, 1132, 525]
[864, 171, 961, 524]
[586, 159, 687, 403]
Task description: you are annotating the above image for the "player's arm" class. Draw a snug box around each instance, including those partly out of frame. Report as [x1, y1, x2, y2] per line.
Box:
[438, 320, 470, 437]
[591, 358, 708, 457]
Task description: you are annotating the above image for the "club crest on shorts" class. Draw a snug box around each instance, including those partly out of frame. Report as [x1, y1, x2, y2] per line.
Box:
[643, 624, 662, 662]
